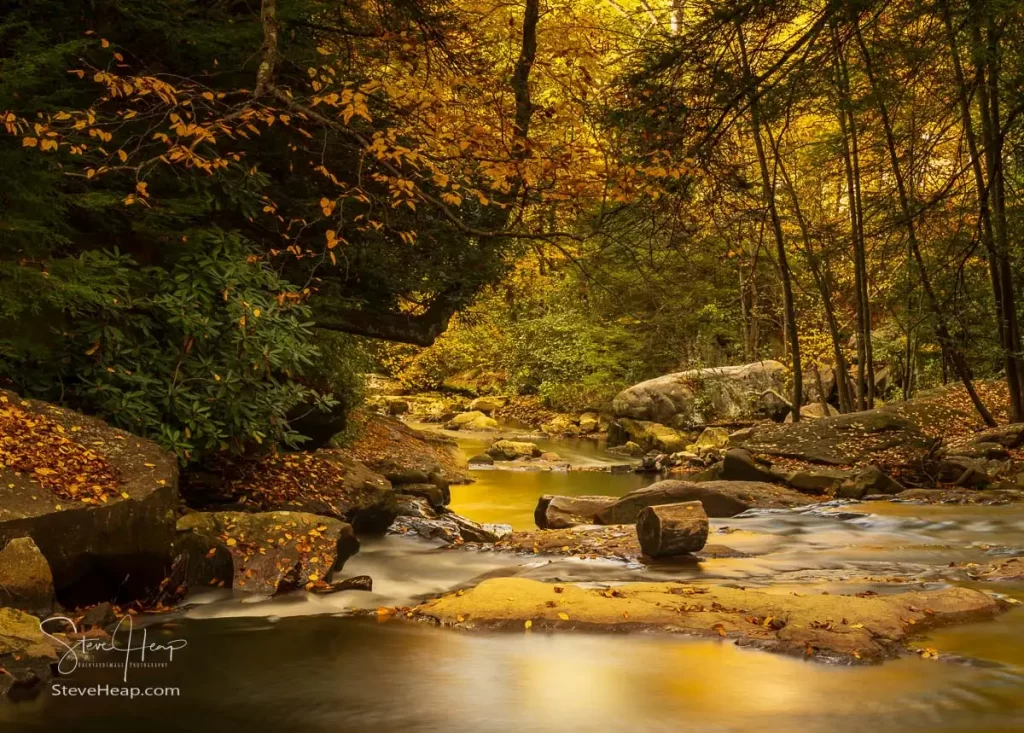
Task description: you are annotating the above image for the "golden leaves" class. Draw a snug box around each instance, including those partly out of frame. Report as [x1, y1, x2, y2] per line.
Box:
[22, 137, 38, 148]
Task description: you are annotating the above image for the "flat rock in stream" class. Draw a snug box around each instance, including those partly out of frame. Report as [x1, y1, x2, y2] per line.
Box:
[484, 524, 744, 562]
[893, 487, 1024, 505]
[409, 577, 1006, 664]
[596, 480, 815, 524]
[534, 494, 618, 529]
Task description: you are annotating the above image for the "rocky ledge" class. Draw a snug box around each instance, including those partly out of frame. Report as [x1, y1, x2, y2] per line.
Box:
[408, 577, 1007, 664]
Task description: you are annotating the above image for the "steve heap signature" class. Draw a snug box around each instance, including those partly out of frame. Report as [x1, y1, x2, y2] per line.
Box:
[40, 615, 188, 682]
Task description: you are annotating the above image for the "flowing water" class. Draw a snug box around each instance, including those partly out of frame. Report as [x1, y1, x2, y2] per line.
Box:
[4, 427, 1024, 732]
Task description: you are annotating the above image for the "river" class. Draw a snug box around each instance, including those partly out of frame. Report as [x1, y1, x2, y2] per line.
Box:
[3, 428, 1024, 732]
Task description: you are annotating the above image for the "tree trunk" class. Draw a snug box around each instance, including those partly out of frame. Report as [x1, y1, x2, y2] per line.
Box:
[636, 502, 709, 557]
[738, 24, 802, 421]
[853, 19, 996, 426]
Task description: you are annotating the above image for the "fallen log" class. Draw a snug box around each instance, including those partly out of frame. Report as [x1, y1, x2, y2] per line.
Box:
[636, 501, 708, 557]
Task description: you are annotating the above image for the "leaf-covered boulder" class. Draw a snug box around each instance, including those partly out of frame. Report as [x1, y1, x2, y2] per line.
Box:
[175, 511, 359, 595]
[0, 391, 178, 605]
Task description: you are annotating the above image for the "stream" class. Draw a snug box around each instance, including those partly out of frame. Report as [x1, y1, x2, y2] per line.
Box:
[3, 428, 1024, 732]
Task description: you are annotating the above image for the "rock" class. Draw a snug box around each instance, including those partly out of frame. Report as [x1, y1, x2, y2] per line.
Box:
[636, 501, 709, 557]
[949, 442, 1010, 460]
[0, 538, 56, 615]
[539, 451, 563, 462]
[894, 487, 1024, 504]
[394, 483, 450, 510]
[445, 411, 499, 432]
[211, 451, 398, 533]
[609, 418, 689, 453]
[975, 557, 1024, 581]
[364, 374, 407, 397]
[694, 427, 730, 452]
[578, 412, 600, 434]
[468, 453, 495, 466]
[720, 448, 780, 483]
[612, 361, 789, 426]
[410, 578, 1004, 663]
[487, 440, 542, 461]
[597, 479, 813, 523]
[967, 423, 1024, 449]
[836, 466, 904, 499]
[78, 601, 118, 631]
[0, 607, 57, 697]
[314, 575, 373, 593]
[175, 511, 359, 595]
[733, 409, 934, 466]
[608, 441, 645, 458]
[784, 403, 840, 422]
[937, 457, 997, 488]
[541, 415, 580, 436]
[782, 468, 852, 494]
[386, 399, 410, 415]
[487, 524, 743, 561]
[0, 390, 178, 606]
[535, 494, 618, 529]
[394, 495, 438, 519]
[389, 510, 511, 544]
[469, 397, 505, 415]
[756, 389, 792, 421]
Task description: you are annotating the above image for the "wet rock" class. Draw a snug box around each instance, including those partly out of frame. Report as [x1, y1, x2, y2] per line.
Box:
[539, 452, 563, 463]
[597, 479, 813, 523]
[966, 423, 1024, 449]
[487, 440, 542, 461]
[175, 511, 359, 595]
[0, 607, 57, 698]
[609, 418, 689, 453]
[316, 575, 373, 593]
[720, 448, 780, 484]
[608, 441, 645, 458]
[694, 427, 730, 453]
[973, 557, 1024, 581]
[782, 468, 852, 494]
[445, 411, 499, 432]
[386, 399, 410, 416]
[489, 524, 742, 561]
[937, 456, 998, 488]
[578, 413, 600, 434]
[394, 495, 438, 519]
[389, 510, 511, 544]
[636, 502, 709, 557]
[78, 601, 118, 631]
[0, 537, 56, 615]
[734, 409, 933, 466]
[410, 578, 1006, 664]
[541, 415, 581, 436]
[394, 483, 450, 510]
[535, 494, 618, 529]
[836, 466, 904, 499]
[895, 487, 1024, 504]
[612, 361, 789, 426]
[0, 390, 178, 606]
[469, 397, 505, 415]
[467, 453, 495, 466]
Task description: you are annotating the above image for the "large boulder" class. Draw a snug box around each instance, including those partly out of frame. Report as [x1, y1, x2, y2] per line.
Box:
[0, 538, 56, 615]
[733, 409, 934, 466]
[487, 440, 542, 461]
[534, 494, 618, 529]
[720, 448, 780, 484]
[175, 511, 359, 595]
[0, 391, 178, 605]
[597, 479, 813, 523]
[612, 361, 789, 427]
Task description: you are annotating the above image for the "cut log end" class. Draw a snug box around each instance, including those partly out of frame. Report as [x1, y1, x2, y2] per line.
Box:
[636, 501, 709, 557]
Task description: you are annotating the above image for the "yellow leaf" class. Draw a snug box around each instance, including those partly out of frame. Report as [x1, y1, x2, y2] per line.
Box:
[101, 38, 110, 48]
[225, 538, 237, 547]
[121, 492, 130, 500]
[22, 137, 38, 148]
[117, 149, 128, 163]
[524, 620, 532, 630]
[557, 612, 569, 621]
[86, 169, 96, 179]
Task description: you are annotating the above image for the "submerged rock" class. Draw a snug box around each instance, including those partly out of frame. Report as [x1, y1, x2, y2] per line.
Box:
[175, 511, 359, 595]
[409, 578, 1006, 664]
[597, 479, 814, 523]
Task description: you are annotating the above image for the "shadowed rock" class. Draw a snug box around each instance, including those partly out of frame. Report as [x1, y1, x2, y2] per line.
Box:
[597, 479, 814, 523]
